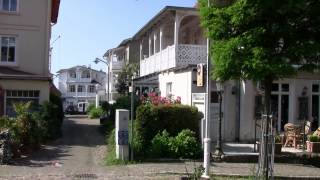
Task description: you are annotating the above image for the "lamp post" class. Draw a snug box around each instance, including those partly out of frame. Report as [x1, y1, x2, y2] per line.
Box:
[129, 73, 136, 161]
[213, 81, 224, 161]
[94, 58, 110, 102]
[202, 0, 212, 178]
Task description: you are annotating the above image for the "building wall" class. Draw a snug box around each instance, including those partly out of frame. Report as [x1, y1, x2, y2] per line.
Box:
[159, 70, 192, 105]
[0, 0, 51, 76]
[0, 79, 49, 103]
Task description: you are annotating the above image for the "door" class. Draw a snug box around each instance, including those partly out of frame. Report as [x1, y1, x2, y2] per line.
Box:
[270, 94, 289, 132]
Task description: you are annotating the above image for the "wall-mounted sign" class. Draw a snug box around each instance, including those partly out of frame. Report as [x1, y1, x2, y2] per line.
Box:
[197, 64, 204, 87]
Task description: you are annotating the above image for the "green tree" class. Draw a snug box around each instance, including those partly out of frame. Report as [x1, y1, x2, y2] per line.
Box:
[199, 0, 320, 177]
[116, 63, 139, 95]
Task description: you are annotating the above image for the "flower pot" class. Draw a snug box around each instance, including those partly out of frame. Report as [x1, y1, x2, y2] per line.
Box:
[307, 141, 320, 153]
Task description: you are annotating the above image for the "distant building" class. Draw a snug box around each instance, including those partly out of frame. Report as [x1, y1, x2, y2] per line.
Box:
[0, 0, 60, 116]
[57, 66, 106, 111]
[103, 38, 140, 103]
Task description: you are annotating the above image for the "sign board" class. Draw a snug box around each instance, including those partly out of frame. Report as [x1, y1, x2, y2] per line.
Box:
[117, 130, 129, 145]
[197, 64, 204, 87]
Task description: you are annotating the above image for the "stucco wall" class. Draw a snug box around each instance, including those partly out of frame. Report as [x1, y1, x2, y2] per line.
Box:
[159, 71, 192, 105]
[0, 0, 51, 75]
[0, 79, 49, 104]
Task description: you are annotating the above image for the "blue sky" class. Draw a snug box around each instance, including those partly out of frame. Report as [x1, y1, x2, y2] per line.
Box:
[51, 0, 196, 75]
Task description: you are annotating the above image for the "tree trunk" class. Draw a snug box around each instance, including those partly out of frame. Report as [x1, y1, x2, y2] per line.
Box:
[262, 76, 273, 179]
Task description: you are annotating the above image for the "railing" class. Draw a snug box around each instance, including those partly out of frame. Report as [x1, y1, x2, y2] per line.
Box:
[64, 92, 96, 97]
[140, 44, 206, 76]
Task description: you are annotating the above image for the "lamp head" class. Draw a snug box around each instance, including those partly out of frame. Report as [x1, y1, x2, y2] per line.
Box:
[94, 58, 100, 64]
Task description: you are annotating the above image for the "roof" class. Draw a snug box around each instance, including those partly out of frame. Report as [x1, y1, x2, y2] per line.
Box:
[117, 38, 132, 48]
[56, 65, 106, 74]
[132, 6, 197, 39]
[51, 0, 60, 24]
[0, 67, 51, 80]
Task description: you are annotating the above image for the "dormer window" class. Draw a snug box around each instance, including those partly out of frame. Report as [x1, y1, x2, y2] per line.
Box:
[0, 0, 18, 12]
[81, 70, 90, 78]
[69, 71, 76, 78]
[1, 36, 16, 63]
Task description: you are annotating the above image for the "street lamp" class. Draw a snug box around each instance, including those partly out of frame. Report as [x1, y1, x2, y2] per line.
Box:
[94, 58, 110, 102]
[129, 72, 137, 161]
[213, 81, 224, 161]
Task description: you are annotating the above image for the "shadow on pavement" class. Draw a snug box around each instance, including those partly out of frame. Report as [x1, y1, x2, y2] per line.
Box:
[8, 116, 105, 167]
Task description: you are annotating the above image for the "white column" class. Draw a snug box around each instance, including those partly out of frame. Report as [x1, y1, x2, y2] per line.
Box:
[149, 36, 152, 57]
[140, 40, 143, 61]
[174, 13, 180, 46]
[160, 26, 163, 51]
[154, 33, 157, 54]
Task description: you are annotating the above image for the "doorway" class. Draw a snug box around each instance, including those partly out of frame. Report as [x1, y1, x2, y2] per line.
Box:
[271, 83, 290, 132]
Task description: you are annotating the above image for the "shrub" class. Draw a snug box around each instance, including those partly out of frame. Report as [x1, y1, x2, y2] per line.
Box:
[308, 135, 320, 142]
[89, 107, 103, 119]
[150, 130, 172, 158]
[108, 95, 140, 122]
[39, 101, 63, 140]
[135, 104, 201, 151]
[169, 129, 201, 158]
[86, 104, 95, 114]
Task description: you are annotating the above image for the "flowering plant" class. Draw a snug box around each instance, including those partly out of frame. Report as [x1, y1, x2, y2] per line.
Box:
[140, 92, 181, 106]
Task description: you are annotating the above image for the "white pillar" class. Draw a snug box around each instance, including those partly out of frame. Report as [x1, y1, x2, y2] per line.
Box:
[115, 109, 129, 161]
[140, 40, 143, 61]
[174, 13, 180, 46]
[149, 36, 152, 57]
[160, 26, 163, 51]
[154, 33, 157, 54]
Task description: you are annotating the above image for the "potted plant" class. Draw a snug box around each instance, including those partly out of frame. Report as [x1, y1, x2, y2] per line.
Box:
[274, 134, 282, 154]
[307, 135, 320, 153]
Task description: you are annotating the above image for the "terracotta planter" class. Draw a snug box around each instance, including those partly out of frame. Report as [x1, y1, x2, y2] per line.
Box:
[307, 141, 320, 153]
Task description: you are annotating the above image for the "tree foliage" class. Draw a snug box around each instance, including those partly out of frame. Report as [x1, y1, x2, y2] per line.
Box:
[115, 63, 139, 95]
[199, 0, 320, 82]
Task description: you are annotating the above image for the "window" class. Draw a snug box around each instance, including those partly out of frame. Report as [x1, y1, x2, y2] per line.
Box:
[69, 85, 75, 92]
[69, 71, 76, 78]
[1, 36, 16, 63]
[0, 0, 17, 12]
[81, 71, 90, 78]
[166, 82, 172, 97]
[77, 85, 84, 92]
[89, 85, 95, 93]
[5, 90, 40, 116]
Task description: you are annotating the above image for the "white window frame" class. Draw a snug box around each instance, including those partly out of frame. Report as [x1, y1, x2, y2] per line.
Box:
[69, 71, 76, 79]
[69, 85, 75, 92]
[166, 82, 172, 97]
[81, 71, 90, 78]
[77, 85, 84, 93]
[89, 85, 95, 93]
[0, 0, 19, 13]
[4, 90, 40, 116]
[0, 35, 18, 66]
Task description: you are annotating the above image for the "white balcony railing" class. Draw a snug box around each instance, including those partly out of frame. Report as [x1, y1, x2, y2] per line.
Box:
[140, 44, 206, 76]
[65, 92, 96, 98]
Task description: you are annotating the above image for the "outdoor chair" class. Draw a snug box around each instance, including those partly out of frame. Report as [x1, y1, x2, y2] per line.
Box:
[283, 123, 303, 148]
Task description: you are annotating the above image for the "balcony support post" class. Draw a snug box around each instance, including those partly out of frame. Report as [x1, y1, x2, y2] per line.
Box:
[174, 12, 181, 46]
[154, 33, 157, 55]
[160, 26, 163, 51]
[149, 36, 152, 57]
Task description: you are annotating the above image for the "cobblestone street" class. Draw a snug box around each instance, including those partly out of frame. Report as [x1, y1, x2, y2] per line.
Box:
[1, 116, 320, 180]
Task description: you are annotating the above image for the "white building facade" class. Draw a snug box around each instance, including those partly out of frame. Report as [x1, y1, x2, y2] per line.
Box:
[57, 66, 106, 111]
[111, 6, 320, 143]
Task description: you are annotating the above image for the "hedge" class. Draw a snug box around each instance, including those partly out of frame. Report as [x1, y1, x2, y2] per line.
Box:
[134, 104, 202, 156]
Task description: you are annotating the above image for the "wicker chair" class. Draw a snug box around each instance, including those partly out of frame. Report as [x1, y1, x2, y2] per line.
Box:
[284, 123, 303, 148]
